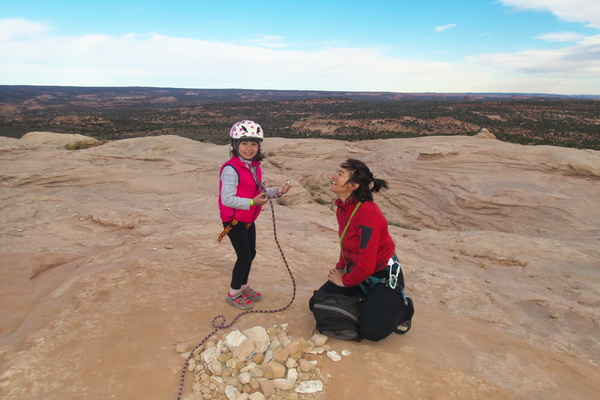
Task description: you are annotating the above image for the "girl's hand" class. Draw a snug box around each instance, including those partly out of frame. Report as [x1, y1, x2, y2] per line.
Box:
[277, 180, 292, 196]
[327, 268, 345, 287]
[253, 192, 269, 206]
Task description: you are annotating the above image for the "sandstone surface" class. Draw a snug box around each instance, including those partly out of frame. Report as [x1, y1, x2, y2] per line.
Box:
[0, 132, 599, 399]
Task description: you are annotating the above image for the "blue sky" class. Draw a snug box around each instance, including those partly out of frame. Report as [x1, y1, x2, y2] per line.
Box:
[1, 0, 599, 94]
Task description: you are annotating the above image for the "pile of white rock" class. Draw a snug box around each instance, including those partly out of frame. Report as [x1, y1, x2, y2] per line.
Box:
[177, 324, 346, 400]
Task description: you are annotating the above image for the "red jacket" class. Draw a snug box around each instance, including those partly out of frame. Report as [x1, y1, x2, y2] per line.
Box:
[335, 198, 396, 287]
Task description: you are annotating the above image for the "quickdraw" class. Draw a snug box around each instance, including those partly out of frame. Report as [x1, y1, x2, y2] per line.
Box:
[177, 197, 296, 400]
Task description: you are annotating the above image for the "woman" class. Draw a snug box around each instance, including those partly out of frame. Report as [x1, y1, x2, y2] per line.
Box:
[310, 159, 412, 341]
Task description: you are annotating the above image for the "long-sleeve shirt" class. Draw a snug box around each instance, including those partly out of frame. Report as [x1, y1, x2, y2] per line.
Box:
[335, 198, 396, 287]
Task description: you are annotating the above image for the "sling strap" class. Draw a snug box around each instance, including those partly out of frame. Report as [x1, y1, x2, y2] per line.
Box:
[340, 202, 362, 271]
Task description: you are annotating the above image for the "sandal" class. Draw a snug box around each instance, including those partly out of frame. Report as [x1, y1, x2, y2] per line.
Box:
[242, 286, 262, 302]
[226, 292, 253, 310]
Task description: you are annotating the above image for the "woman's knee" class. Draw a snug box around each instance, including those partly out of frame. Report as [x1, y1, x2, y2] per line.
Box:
[359, 325, 390, 342]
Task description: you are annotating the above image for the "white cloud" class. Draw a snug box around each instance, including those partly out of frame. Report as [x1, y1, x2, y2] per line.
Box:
[0, 18, 599, 94]
[500, 0, 600, 29]
[467, 37, 600, 78]
[433, 24, 457, 33]
[536, 31, 586, 42]
[245, 34, 287, 48]
[0, 18, 50, 41]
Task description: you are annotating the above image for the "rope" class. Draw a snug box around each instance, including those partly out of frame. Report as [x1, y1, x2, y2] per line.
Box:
[176, 198, 296, 399]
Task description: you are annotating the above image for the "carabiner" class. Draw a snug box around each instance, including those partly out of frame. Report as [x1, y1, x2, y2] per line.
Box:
[388, 258, 400, 290]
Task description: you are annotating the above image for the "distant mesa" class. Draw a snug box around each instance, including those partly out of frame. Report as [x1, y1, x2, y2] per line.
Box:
[475, 128, 496, 139]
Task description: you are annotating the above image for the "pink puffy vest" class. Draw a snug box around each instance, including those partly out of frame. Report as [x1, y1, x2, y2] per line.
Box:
[218, 157, 263, 223]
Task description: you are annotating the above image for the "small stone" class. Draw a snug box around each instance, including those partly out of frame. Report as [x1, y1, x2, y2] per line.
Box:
[311, 333, 328, 347]
[175, 342, 189, 353]
[264, 361, 286, 378]
[249, 380, 261, 391]
[273, 348, 290, 364]
[201, 346, 222, 365]
[273, 378, 294, 391]
[263, 350, 274, 364]
[252, 352, 265, 364]
[226, 357, 245, 377]
[233, 339, 255, 361]
[238, 372, 252, 385]
[243, 326, 270, 352]
[268, 339, 281, 351]
[298, 359, 315, 372]
[327, 350, 342, 362]
[165, 244, 174, 249]
[285, 357, 297, 369]
[249, 392, 266, 400]
[242, 383, 253, 394]
[249, 366, 263, 378]
[285, 338, 301, 354]
[280, 336, 292, 348]
[225, 385, 241, 400]
[287, 368, 298, 384]
[225, 330, 249, 351]
[295, 380, 324, 394]
[211, 360, 224, 376]
[259, 380, 275, 398]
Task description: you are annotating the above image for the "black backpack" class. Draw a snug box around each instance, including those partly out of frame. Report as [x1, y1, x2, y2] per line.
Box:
[310, 290, 365, 341]
[309, 288, 415, 341]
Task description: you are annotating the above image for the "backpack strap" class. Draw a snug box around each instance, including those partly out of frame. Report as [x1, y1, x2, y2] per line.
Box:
[339, 202, 362, 271]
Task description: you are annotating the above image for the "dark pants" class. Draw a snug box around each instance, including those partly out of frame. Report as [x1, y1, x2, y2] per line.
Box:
[224, 221, 256, 290]
[311, 280, 407, 342]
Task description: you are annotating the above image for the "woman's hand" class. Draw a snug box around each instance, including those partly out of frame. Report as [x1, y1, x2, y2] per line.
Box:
[327, 268, 345, 287]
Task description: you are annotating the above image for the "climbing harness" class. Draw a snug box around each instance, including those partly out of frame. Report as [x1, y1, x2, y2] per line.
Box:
[217, 220, 238, 243]
[217, 220, 252, 244]
[176, 197, 296, 400]
[359, 256, 408, 306]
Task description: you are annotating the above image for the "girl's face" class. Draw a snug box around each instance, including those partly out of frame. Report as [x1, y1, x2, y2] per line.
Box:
[237, 140, 259, 160]
[330, 166, 357, 200]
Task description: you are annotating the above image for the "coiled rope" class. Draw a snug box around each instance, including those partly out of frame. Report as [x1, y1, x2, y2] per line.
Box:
[176, 198, 296, 399]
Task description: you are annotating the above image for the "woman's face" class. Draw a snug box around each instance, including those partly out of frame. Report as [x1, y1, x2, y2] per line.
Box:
[237, 140, 259, 160]
[330, 166, 357, 199]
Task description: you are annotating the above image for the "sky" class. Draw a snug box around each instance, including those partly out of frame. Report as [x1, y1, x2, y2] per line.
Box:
[1, 0, 599, 95]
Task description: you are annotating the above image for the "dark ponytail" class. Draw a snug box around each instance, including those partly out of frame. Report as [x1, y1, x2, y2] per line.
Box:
[340, 159, 388, 202]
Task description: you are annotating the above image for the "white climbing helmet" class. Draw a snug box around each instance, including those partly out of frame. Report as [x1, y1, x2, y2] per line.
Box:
[229, 120, 263, 142]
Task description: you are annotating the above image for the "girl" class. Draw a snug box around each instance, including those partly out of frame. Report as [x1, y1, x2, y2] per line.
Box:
[218, 120, 291, 310]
